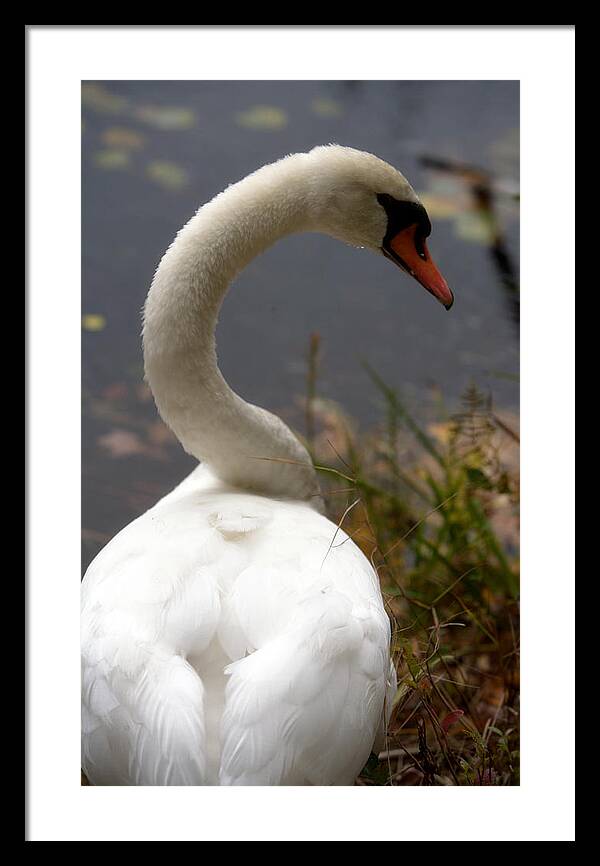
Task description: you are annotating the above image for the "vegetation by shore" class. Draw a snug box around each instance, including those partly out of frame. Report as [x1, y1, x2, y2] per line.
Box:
[303, 337, 520, 786]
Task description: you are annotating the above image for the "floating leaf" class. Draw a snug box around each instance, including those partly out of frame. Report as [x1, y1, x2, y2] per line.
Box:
[441, 709, 465, 732]
[101, 127, 145, 150]
[146, 160, 188, 191]
[97, 428, 168, 461]
[98, 429, 146, 458]
[82, 314, 106, 332]
[82, 83, 128, 114]
[135, 105, 195, 130]
[93, 149, 130, 170]
[311, 97, 343, 118]
[235, 105, 288, 130]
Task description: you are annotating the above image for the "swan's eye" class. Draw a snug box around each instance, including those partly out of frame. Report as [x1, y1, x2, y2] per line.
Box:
[376, 193, 432, 248]
[415, 232, 428, 260]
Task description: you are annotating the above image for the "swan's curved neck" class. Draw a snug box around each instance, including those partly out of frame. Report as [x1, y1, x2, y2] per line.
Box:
[143, 154, 321, 501]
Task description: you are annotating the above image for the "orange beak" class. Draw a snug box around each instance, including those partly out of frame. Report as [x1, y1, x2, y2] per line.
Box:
[384, 224, 454, 310]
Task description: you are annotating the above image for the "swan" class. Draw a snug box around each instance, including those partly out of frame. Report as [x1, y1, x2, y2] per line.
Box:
[81, 145, 454, 786]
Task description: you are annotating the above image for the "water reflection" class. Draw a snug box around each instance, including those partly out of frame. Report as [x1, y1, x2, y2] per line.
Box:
[420, 154, 520, 331]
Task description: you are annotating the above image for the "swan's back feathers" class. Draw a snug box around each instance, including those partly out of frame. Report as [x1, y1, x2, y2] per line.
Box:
[81, 468, 393, 785]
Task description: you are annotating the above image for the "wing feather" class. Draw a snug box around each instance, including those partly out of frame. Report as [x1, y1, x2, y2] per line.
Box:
[219, 590, 388, 785]
[82, 477, 394, 786]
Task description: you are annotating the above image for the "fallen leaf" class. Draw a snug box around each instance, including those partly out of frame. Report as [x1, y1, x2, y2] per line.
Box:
[311, 97, 343, 118]
[98, 429, 146, 458]
[82, 83, 128, 114]
[235, 105, 288, 130]
[101, 127, 145, 150]
[82, 314, 106, 332]
[135, 105, 195, 130]
[146, 160, 188, 191]
[93, 149, 130, 170]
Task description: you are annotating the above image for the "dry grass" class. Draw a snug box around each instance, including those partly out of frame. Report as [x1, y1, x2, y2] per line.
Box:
[302, 338, 520, 786]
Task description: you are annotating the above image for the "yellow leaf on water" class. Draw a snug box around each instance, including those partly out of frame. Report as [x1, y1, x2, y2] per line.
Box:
[235, 105, 288, 130]
[82, 314, 106, 332]
[101, 127, 145, 150]
[82, 83, 128, 114]
[93, 149, 130, 170]
[310, 97, 343, 118]
[135, 106, 196, 130]
[146, 160, 188, 191]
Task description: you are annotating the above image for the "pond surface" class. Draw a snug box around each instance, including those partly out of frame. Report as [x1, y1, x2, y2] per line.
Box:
[82, 80, 519, 573]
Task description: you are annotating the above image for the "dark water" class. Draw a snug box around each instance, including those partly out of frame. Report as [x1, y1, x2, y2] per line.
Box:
[82, 80, 519, 572]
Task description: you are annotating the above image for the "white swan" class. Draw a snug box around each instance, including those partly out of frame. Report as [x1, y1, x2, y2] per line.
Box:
[81, 145, 453, 786]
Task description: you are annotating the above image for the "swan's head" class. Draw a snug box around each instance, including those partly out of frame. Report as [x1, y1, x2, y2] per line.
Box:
[306, 145, 454, 310]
